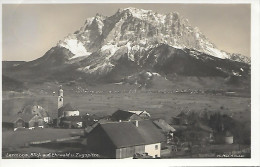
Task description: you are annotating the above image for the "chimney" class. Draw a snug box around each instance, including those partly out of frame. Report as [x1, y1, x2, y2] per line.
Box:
[135, 120, 138, 127]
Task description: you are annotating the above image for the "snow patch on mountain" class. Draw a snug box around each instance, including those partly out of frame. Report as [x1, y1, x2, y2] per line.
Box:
[58, 37, 91, 59]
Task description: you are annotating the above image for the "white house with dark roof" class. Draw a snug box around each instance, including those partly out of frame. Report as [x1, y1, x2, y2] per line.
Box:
[86, 120, 165, 159]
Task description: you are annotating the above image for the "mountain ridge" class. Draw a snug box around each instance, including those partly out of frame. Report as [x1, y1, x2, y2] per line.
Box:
[3, 7, 250, 88]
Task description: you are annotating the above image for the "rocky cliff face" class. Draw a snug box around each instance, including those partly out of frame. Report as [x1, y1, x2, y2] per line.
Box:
[4, 7, 250, 84]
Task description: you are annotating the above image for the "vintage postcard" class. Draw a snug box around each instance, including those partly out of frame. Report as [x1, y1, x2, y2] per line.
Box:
[1, 0, 259, 166]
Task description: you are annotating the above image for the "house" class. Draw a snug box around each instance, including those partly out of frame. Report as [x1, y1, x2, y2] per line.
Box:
[128, 110, 151, 119]
[3, 104, 50, 131]
[24, 114, 45, 129]
[110, 110, 142, 122]
[82, 113, 101, 127]
[2, 113, 45, 131]
[31, 105, 51, 124]
[2, 116, 26, 131]
[87, 120, 165, 159]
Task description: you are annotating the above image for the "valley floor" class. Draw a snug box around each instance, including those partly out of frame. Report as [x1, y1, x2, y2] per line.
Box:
[2, 86, 251, 159]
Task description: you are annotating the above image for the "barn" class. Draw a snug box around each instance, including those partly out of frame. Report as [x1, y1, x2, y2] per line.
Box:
[87, 120, 165, 159]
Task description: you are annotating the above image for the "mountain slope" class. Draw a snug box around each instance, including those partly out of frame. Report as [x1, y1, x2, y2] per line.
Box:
[3, 7, 250, 88]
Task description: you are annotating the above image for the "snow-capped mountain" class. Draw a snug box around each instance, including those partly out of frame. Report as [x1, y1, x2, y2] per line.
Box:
[56, 7, 250, 71]
[4, 7, 250, 85]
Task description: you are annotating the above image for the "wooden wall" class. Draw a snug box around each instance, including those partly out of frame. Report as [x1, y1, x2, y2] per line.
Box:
[87, 125, 116, 158]
[116, 145, 145, 159]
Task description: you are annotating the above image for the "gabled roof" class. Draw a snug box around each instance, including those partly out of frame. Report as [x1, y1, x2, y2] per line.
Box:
[128, 110, 151, 117]
[110, 110, 136, 121]
[26, 114, 43, 122]
[3, 112, 44, 123]
[93, 120, 165, 148]
[153, 119, 176, 132]
[32, 105, 49, 118]
[58, 103, 77, 113]
[128, 110, 143, 115]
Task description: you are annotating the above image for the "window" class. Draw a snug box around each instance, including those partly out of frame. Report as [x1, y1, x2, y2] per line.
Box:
[155, 145, 158, 150]
[155, 155, 158, 158]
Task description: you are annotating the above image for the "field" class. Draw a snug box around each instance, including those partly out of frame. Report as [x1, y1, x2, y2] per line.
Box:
[2, 128, 84, 158]
[2, 84, 251, 158]
[2, 84, 251, 123]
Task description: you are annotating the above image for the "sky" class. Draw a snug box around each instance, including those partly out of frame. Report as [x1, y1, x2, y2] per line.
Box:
[2, 3, 251, 61]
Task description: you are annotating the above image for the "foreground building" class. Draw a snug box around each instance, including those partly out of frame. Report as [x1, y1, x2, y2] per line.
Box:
[87, 120, 165, 158]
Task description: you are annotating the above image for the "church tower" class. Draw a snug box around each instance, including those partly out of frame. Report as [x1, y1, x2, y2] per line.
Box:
[58, 85, 63, 110]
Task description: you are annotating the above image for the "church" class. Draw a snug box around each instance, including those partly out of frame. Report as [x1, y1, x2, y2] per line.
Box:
[57, 86, 83, 128]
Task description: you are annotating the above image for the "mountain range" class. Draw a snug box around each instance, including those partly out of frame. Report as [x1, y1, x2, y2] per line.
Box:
[3, 7, 250, 90]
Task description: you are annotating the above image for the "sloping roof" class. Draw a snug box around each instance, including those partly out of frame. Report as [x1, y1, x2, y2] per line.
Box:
[3, 112, 44, 124]
[110, 110, 135, 121]
[85, 126, 94, 134]
[32, 105, 49, 118]
[58, 103, 77, 113]
[96, 120, 165, 148]
[20, 114, 37, 122]
[128, 110, 151, 117]
[128, 111, 143, 115]
[153, 119, 176, 132]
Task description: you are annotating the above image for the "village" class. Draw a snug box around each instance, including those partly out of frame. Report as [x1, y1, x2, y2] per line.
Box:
[2, 86, 251, 159]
